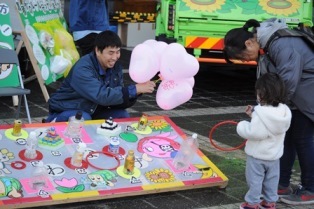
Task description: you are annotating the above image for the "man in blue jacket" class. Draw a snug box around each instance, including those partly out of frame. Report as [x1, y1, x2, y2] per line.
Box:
[45, 30, 156, 122]
[69, 0, 110, 56]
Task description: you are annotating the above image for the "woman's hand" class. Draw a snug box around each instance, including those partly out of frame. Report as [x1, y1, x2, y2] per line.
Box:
[135, 81, 156, 94]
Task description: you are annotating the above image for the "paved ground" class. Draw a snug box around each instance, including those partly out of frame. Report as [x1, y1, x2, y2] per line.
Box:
[0, 50, 313, 209]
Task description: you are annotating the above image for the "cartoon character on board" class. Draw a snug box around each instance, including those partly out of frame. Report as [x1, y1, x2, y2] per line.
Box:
[87, 170, 117, 188]
[137, 133, 179, 160]
[0, 149, 14, 175]
[194, 164, 218, 179]
[0, 177, 23, 198]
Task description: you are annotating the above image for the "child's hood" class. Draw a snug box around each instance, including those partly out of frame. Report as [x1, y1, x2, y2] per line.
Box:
[253, 103, 292, 135]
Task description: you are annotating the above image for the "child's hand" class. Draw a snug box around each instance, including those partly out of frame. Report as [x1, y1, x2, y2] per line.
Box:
[245, 105, 253, 117]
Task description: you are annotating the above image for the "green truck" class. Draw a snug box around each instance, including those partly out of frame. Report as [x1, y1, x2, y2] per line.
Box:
[155, 0, 313, 64]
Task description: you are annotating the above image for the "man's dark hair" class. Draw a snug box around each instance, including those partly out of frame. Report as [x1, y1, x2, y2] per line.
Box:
[94, 30, 122, 52]
[255, 72, 287, 107]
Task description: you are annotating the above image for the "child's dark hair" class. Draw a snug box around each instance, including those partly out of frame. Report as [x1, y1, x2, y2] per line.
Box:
[255, 73, 287, 107]
[223, 19, 260, 63]
[94, 30, 122, 52]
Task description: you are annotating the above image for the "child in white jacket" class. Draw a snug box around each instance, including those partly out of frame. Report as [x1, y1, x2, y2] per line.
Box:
[237, 73, 292, 209]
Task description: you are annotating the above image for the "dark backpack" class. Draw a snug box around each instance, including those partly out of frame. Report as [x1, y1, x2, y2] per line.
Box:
[263, 24, 314, 66]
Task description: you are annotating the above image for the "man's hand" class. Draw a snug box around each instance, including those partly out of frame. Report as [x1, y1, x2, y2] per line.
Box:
[135, 81, 156, 94]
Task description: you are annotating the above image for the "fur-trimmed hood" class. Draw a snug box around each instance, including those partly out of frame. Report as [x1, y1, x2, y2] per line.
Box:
[257, 18, 288, 48]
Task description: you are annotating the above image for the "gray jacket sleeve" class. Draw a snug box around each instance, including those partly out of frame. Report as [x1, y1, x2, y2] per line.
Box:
[268, 37, 303, 100]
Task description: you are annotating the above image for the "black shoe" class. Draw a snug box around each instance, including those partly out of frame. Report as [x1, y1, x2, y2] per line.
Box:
[280, 186, 314, 205]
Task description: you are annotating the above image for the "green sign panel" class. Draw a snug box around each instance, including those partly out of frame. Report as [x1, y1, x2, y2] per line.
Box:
[0, 2, 19, 87]
[15, 0, 79, 85]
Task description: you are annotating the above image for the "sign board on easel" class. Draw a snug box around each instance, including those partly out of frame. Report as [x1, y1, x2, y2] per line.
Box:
[0, 2, 19, 87]
[12, 0, 79, 102]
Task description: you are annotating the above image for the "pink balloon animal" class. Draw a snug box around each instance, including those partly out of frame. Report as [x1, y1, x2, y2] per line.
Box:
[129, 41, 199, 110]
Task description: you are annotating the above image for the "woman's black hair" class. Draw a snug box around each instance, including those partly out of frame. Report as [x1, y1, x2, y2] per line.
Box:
[223, 19, 260, 63]
[255, 72, 287, 107]
[94, 30, 122, 52]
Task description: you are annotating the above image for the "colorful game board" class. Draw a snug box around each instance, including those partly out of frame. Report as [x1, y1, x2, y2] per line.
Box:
[0, 116, 228, 208]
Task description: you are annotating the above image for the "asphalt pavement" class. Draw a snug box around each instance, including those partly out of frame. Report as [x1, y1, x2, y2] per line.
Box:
[0, 49, 313, 209]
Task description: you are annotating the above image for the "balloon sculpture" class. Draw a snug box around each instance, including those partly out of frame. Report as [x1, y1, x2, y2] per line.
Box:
[129, 40, 199, 110]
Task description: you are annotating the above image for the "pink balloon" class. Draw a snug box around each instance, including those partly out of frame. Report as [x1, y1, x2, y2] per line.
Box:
[143, 39, 157, 46]
[129, 44, 159, 83]
[152, 41, 168, 58]
[160, 43, 199, 80]
[185, 77, 195, 87]
[156, 79, 193, 110]
[143, 40, 168, 69]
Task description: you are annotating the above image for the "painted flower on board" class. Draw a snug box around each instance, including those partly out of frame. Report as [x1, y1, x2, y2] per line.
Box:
[148, 120, 169, 131]
[145, 168, 175, 183]
[54, 177, 85, 193]
[54, 178, 77, 188]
